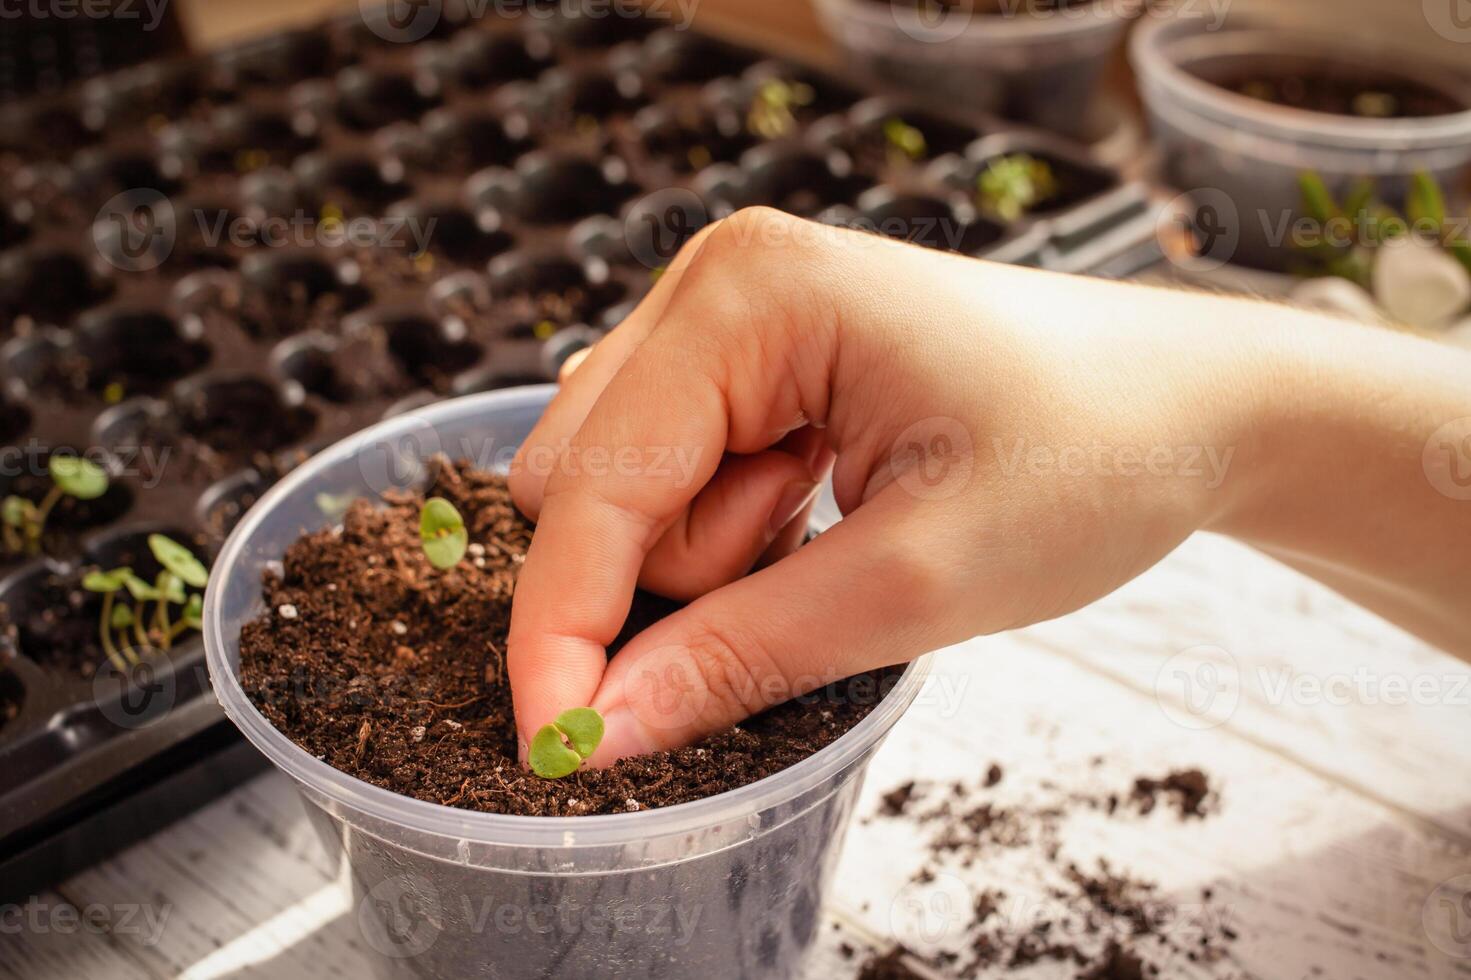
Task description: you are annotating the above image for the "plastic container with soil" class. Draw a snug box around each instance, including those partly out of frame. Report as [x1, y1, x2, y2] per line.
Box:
[1132, 14, 1471, 271]
[811, 0, 1137, 140]
[204, 385, 931, 980]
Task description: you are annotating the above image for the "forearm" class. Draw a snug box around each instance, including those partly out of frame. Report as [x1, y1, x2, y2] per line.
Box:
[1203, 298, 1471, 656]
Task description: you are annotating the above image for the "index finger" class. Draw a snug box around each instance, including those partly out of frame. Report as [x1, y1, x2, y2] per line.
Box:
[505, 210, 842, 753]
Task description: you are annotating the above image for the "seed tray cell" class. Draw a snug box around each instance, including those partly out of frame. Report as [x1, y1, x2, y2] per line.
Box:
[0, 1, 1151, 900]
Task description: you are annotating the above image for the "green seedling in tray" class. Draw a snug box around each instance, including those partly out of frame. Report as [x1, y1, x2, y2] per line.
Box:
[82, 534, 208, 671]
[2, 456, 110, 557]
[976, 154, 1058, 224]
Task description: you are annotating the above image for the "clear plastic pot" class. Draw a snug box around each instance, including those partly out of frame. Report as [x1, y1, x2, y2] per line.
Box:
[811, 0, 1137, 140]
[204, 385, 931, 979]
[1132, 14, 1471, 271]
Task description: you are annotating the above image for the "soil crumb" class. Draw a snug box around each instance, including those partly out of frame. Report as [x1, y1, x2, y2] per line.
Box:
[238, 459, 896, 817]
[860, 763, 1235, 978]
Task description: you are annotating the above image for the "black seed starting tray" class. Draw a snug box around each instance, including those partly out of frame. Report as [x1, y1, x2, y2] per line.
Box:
[0, 1, 1152, 900]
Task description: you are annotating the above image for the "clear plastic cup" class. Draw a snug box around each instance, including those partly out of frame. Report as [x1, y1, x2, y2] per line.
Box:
[1132, 14, 1471, 271]
[204, 385, 931, 979]
[811, 0, 1137, 140]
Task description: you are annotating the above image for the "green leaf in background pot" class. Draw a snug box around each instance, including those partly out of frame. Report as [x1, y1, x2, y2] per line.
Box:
[530, 723, 583, 779]
[420, 497, 468, 570]
[49, 456, 109, 500]
[110, 604, 135, 630]
[1407, 170, 1447, 227]
[554, 707, 605, 759]
[1298, 171, 1340, 225]
[155, 571, 187, 606]
[148, 534, 209, 588]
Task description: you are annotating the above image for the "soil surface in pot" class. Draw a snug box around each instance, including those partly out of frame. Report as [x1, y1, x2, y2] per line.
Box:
[238, 458, 895, 817]
[1225, 70, 1466, 119]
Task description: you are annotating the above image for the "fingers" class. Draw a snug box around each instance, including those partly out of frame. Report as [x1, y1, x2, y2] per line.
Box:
[584, 487, 962, 763]
[638, 448, 820, 600]
[507, 209, 844, 747]
[509, 219, 724, 521]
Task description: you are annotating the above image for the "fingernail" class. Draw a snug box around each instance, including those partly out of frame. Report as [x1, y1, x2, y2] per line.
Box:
[769, 481, 820, 537]
[585, 706, 659, 767]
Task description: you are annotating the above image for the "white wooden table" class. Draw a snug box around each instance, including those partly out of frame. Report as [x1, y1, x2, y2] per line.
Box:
[4, 529, 1471, 979]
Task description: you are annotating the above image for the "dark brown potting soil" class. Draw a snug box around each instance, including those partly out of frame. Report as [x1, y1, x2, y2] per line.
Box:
[238, 458, 896, 817]
[1227, 71, 1465, 119]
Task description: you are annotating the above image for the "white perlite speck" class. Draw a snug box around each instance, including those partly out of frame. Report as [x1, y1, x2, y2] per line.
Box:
[467, 543, 486, 557]
[410, 726, 426, 743]
[277, 604, 298, 620]
[625, 799, 641, 812]
[390, 621, 408, 635]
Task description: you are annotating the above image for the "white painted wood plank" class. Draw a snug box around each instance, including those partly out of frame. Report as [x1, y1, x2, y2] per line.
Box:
[1018, 534, 1471, 839]
[0, 890, 164, 980]
[839, 642, 1471, 979]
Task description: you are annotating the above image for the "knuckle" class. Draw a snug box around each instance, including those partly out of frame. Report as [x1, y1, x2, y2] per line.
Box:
[685, 623, 783, 720]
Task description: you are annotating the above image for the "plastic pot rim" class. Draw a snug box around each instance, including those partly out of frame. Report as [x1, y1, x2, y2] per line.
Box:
[1130, 15, 1471, 153]
[204, 385, 933, 850]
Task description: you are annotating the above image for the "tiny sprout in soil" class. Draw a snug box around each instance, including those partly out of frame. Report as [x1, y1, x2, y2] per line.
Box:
[977, 154, 1058, 223]
[82, 535, 208, 672]
[747, 79, 814, 140]
[2, 455, 110, 557]
[530, 707, 605, 779]
[883, 117, 927, 165]
[420, 497, 468, 569]
[1295, 169, 1471, 287]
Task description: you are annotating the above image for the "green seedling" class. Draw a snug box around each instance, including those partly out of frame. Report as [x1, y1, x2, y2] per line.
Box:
[83, 535, 209, 670]
[82, 566, 139, 672]
[420, 497, 468, 570]
[882, 117, 927, 165]
[2, 456, 110, 557]
[1293, 169, 1471, 287]
[976, 154, 1058, 223]
[82, 536, 209, 670]
[747, 78, 815, 140]
[530, 707, 605, 779]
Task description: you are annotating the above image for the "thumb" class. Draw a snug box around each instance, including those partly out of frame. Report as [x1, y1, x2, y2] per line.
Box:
[585, 490, 961, 763]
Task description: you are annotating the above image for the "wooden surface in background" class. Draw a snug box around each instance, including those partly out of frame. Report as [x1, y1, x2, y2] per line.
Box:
[175, 0, 833, 60]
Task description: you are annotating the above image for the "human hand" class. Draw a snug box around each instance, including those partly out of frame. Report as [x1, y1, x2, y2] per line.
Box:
[503, 207, 1275, 763]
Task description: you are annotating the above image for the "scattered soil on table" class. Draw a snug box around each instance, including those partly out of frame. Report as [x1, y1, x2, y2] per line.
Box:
[856, 764, 1232, 978]
[238, 458, 897, 817]
[1227, 72, 1465, 119]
